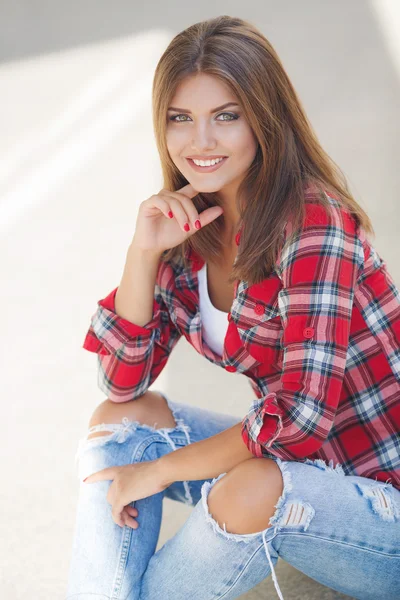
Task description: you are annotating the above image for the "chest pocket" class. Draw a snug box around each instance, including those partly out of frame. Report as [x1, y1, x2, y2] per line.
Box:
[233, 275, 283, 371]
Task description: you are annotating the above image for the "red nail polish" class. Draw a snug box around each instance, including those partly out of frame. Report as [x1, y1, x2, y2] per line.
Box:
[168, 210, 173, 218]
[184, 223, 190, 232]
[194, 220, 201, 229]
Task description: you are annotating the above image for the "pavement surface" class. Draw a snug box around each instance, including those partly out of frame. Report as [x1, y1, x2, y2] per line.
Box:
[1, 1, 399, 598]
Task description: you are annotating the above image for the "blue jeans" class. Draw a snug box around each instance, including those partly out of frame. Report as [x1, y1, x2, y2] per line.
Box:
[66, 391, 400, 600]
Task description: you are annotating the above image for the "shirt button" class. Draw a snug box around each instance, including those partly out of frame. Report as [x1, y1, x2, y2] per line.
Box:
[225, 365, 237, 373]
[303, 327, 315, 339]
[254, 303, 264, 315]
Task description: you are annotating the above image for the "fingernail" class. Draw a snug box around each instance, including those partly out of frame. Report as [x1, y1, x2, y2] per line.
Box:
[83, 477, 88, 482]
[168, 210, 173, 218]
[184, 223, 190, 232]
[194, 220, 201, 229]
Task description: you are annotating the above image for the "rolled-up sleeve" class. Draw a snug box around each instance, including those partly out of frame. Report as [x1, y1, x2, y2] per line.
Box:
[241, 202, 364, 459]
[82, 262, 182, 402]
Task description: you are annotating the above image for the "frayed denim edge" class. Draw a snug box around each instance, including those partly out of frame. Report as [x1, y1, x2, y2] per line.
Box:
[304, 457, 346, 476]
[354, 481, 400, 523]
[200, 457, 294, 543]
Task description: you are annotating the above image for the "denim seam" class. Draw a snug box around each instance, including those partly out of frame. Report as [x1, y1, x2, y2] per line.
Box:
[277, 532, 400, 557]
[112, 429, 192, 600]
[127, 433, 188, 463]
[110, 439, 154, 599]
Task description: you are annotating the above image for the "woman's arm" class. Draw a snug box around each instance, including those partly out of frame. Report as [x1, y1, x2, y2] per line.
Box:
[158, 421, 255, 485]
[82, 247, 182, 402]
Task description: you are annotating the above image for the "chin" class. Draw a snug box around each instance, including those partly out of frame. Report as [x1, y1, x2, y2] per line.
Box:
[188, 181, 224, 193]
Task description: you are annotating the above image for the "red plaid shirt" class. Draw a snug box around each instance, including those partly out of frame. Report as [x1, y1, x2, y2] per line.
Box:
[83, 185, 400, 490]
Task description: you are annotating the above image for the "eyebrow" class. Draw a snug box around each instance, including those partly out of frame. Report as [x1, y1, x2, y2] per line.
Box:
[167, 102, 240, 113]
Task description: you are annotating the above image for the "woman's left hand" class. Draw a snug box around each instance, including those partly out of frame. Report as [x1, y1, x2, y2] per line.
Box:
[83, 459, 169, 528]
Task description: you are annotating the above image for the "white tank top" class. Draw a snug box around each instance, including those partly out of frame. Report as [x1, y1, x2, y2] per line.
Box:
[198, 261, 229, 356]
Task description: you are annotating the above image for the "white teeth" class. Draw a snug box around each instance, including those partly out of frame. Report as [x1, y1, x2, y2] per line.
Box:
[192, 157, 224, 167]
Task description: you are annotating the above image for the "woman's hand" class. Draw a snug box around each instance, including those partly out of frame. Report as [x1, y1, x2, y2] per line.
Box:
[131, 182, 224, 254]
[83, 459, 169, 528]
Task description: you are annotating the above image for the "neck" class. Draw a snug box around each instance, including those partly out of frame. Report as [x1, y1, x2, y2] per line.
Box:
[221, 212, 240, 240]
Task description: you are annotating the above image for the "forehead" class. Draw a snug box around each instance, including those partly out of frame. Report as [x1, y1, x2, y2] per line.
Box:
[170, 73, 238, 107]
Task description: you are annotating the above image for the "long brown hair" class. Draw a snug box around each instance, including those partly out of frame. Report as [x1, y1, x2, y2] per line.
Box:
[152, 15, 374, 285]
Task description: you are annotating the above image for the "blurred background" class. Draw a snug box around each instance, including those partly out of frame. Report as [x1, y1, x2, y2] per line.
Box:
[1, 1, 399, 598]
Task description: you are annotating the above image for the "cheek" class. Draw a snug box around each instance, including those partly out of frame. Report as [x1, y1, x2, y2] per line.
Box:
[232, 141, 258, 169]
[165, 130, 180, 156]
[243, 131, 258, 163]
[229, 126, 257, 153]
[166, 127, 187, 148]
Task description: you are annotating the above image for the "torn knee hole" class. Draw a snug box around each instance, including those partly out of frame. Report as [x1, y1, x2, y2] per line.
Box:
[85, 421, 123, 441]
[87, 430, 113, 440]
[84, 413, 185, 445]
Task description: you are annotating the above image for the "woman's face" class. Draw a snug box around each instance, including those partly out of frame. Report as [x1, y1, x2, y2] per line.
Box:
[166, 73, 258, 197]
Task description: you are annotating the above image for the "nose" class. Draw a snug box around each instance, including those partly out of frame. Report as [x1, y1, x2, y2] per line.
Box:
[190, 120, 217, 153]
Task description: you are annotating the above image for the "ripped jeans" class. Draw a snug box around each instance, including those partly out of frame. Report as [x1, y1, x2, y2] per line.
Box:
[66, 392, 400, 600]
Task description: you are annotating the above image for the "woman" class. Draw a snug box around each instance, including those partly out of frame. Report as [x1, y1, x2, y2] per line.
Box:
[66, 15, 400, 600]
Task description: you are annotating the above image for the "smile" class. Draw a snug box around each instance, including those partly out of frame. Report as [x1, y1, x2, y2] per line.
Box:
[186, 157, 228, 173]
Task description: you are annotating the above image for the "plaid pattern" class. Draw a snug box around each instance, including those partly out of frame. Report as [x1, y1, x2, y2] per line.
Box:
[83, 185, 400, 489]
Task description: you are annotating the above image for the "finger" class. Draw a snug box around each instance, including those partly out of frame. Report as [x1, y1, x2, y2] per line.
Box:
[112, 505, 125, 527]
[163, 196, 192, 233]
[112, 496, 127, 526]
[122, 509, 139, 529]
[163, 191, 201, 229]
[197, 205, 224, 228]
[143, 195, 175, 220]
[84, 466, 116, 484]
[125, 505, 138, 516]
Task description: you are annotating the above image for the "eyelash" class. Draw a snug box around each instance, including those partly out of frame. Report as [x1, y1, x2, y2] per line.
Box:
[168, 112, 239, 123]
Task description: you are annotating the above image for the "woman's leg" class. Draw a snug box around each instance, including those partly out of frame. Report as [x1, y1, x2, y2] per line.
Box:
[65, 390, 240, 599]
[139, 457, 400, 600]
[275, 459, 400, 600]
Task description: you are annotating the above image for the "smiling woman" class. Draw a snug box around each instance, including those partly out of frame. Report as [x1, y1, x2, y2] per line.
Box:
[152, 19, 374, 285]
[67, 13, 400, 600]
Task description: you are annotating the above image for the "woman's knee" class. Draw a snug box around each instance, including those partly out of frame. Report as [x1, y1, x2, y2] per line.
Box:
[87, 390, 177, 440]
[207, 457, 284, 534]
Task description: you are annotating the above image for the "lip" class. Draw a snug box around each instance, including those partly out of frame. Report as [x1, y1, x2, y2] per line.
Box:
[186, 157, 228, 173]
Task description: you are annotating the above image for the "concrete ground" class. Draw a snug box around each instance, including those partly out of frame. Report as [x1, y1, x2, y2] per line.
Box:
[1, 1, 399, 598]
